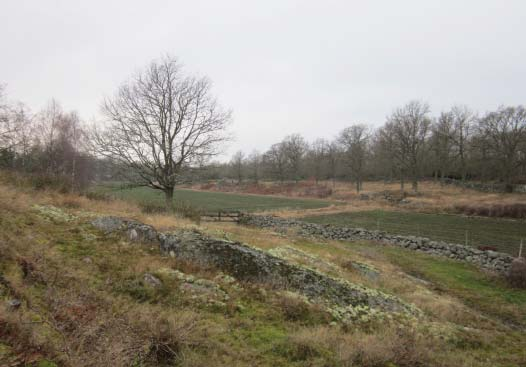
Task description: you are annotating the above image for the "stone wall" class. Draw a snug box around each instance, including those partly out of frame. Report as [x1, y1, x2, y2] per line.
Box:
[239, 215, 514, 274]
[91, 216, 417, 317]
[442, 178, 526, 193]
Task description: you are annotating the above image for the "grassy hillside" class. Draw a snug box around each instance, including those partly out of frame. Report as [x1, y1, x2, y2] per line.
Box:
[1, 182, 526, 366]
[302, 210, 526, 256]
[95, 184, 335, 212]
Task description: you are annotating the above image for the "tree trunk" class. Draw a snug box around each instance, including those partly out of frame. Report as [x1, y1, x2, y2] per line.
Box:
[164, 187, 175, 210]
[412, 178, 418, 192]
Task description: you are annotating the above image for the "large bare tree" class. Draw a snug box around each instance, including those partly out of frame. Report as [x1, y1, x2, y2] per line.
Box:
[92, 56, 231, 207]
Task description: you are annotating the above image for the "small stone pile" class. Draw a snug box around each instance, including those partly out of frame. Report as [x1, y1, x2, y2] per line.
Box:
[239, 215, 514, 274]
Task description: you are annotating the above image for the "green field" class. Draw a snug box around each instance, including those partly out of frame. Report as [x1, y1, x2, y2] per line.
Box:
[96, 185, 334, 212]
[301, 210, 526, 256]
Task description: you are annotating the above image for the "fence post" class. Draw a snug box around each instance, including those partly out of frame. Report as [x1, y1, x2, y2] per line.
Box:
[376, 219, 380, 231]
[520, 239, 523, 258]
[465, 230, 469, 246]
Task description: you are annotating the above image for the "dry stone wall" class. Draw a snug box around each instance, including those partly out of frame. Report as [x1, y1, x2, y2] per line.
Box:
[239, 215, 514, 274]
[91, 216, 418, 316]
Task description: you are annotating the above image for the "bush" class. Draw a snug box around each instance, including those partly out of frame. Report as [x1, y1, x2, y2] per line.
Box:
[455, 203, 526, 219]
[274, 292, 331, 325]
[139, 201, 168, 214]
[84, 191, 112, 202]
[507, 257, 526, 288]
[138, 200, 202, 223]
[29, 173, 71, 193]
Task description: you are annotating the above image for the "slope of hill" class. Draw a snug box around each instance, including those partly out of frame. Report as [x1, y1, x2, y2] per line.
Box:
[1, 182, 525, 366]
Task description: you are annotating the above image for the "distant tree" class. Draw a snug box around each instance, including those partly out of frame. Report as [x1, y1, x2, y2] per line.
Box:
[230, 151, 245, 184]
[450, 105, 475, 181]
[478, 106, 526, 190]
[264, 142, 287, 183]
[338, 124, 369, 192]
[326, 141, 340, 186]
[431, 111, 455, 183]
[387, 101, 431, 192]
[282, 134, 307, 182]
[306, 138, 329, 184]
[248, 150, 261, 184]
[91, 56, 231, 208]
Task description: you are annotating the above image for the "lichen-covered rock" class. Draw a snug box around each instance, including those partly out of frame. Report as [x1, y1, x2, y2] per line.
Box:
[268, 245, 340, 275]
[33, 205, 77, 222]
[240, 215, 514, 274]
[92, 216, 417, 317]
[143, 273, 162, 288]
[91, 216, 158, 242]
[156, 267, 230, 305]
[346, 261, 380, 280]
[158, 230, 416, 315]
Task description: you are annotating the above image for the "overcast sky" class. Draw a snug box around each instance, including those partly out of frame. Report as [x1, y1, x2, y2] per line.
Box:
[1, 0, 525, 158]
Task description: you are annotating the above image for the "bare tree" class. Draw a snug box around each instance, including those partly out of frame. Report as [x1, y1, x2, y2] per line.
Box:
[478, 105, 526, 190]
[387, 101, 431, 192]
[264, 142, 287, 184]
[307, 138, 328, 184]
[91, 56, 231, 208]
[338, 124, 369, 192]
[230, 150, 245, 184]
[282, 134, 307, 182]
[326, 141, 340, 187]
[0, 84, 19, 150]
[431, 111, 455, 183]
[450, 105, 475, 181]
[247, 150, 261, 184]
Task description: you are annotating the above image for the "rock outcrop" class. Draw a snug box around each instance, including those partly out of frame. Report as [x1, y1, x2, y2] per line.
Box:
[239, 215, 514, 274]
[91, 216, 418, 317]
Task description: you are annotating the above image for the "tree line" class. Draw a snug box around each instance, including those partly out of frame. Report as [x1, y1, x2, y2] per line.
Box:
[0, 85, 95, 191]
[1, 56, 525, 206]
[218, 101, 526, 192]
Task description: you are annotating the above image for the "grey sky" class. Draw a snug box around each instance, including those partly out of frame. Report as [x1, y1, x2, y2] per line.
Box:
[1, 0, 525, 158]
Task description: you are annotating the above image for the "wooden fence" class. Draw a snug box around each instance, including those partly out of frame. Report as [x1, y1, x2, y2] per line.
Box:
[200, 210, 245, 223]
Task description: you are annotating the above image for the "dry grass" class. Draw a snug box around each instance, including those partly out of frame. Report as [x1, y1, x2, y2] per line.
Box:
[188, 179, 526, 218]
[282, 325, 439, 367]
[1, 175, 526, 366]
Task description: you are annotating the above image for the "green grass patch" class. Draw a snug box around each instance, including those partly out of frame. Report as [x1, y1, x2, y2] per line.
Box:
[94, 184, 334, 212]
[380, 246, 526, 324]
[302, 210, 526, 256]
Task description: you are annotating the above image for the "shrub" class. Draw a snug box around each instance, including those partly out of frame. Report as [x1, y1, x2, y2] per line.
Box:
[507, 257, 526, 289]
[173, 200, 202, 223]
[139, 201, 168, 214]
[454, 203, 526, 219]
[84, 190, 112, 202]
[138, 200, 201, 222]
[274, 292, 331, 325]
[29, 173, 71, 193]
[132, 309, 200, 365]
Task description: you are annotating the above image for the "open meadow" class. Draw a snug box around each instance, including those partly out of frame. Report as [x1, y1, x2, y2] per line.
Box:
[98, 181, 526, 256]
[94, 183, 337, 212]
